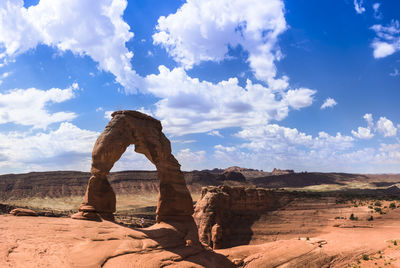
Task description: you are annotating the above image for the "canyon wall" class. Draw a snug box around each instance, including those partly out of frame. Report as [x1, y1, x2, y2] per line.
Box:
[193, 185, 293, 248]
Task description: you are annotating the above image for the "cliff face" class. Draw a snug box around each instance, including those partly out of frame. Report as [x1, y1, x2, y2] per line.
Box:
[0, 170, 224, 200]
[0, 171, 160, 200]
[193, 186, 293, 249]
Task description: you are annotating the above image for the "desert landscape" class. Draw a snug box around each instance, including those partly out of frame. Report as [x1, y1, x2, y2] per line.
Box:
[2, 167, 400, 267]
[1, 0, 400, 267]
[1, 110, 400, 267]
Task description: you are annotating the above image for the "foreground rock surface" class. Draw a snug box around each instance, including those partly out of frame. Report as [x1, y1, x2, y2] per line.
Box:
[0, 215, 232, 268]
[3, 212, 400, 267]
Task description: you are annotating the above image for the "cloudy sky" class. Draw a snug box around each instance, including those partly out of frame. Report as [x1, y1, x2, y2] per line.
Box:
[0, 0, 399, 174]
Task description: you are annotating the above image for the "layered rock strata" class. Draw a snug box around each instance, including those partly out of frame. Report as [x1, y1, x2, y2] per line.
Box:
[193, 186, 293, 249]
[72, 110, 194, 223]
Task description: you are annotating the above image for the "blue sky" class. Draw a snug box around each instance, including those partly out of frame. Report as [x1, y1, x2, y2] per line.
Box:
[0, 0, 399, 173]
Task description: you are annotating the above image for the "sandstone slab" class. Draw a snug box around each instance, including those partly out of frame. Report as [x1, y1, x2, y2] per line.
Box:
[9, 208, 38, 216]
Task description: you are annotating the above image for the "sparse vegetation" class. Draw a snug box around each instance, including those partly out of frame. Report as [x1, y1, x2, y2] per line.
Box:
[375, 207, 382, 213]
[362, 254, 369, 261]
[350, 213, 358, 221]
[335, 216, 346, 219]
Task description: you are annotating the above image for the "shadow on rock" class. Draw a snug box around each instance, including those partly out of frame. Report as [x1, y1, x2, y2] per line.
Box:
[68, 218, 235, 268]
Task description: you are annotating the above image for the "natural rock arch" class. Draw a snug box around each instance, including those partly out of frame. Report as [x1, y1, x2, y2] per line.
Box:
[71, 110, 194, 222]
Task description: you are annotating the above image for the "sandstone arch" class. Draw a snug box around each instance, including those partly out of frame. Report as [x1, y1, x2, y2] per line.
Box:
[71, 110, 194, 222]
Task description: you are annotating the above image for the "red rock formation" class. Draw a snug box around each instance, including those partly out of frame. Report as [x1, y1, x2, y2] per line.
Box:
[193, 186, 293, 248]
[0, 215, 236, 267]
[10, 208, 38, 216]
[72, 110, 194, 223]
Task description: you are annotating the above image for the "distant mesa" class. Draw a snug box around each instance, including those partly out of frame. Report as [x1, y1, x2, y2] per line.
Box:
[224, 166, 256, 173]
[384, 185, 400, 195]
[271, 168, 294, 176]
[216, 171, 246, 182]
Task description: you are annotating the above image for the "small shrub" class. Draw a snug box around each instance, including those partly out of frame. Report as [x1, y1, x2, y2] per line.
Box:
[350, 213, 358, 221]
[390, 202, 396, 209]
[362, 254, 369, 261]
[394, 240, 398, 246]
[368, 205, 373, 209]
[375, 207, 382, 213]
[306, 237, 310, 241]
[367, 216, 374, 221]
[375, 201, 382, 207]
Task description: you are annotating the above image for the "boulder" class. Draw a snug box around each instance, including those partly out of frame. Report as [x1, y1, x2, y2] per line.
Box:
[10, 208, 38, 216]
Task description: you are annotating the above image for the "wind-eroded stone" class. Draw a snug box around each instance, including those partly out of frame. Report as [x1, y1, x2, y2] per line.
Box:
[72, 110, 194, 222]
[193, 186, 293, 248]
[10, 208, 38, 216]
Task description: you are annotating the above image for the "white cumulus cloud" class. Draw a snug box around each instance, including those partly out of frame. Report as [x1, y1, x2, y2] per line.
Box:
[0, 0, 142, 92]
[0, 85, 77, 128]
[0, 71, 11, 84]
[370, 20, 400, 58]
[104, 110, 113, 120]
[321, 97, 337, 109]
[144, 66, 315, 136]
[213, 124, 357, 172]
[354, 0, 366, 14]
[0, 122, 98, 172]
[207, 130, 223, 138]
[372, 3, 382, 19]
[351, 127, 374, 139]
[364, 113, 374, 128]
[284, 88, 316, 110]
[176, 148, 206, 171]
[153, 0, 287, 85]
[376, 117, 397, 137]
